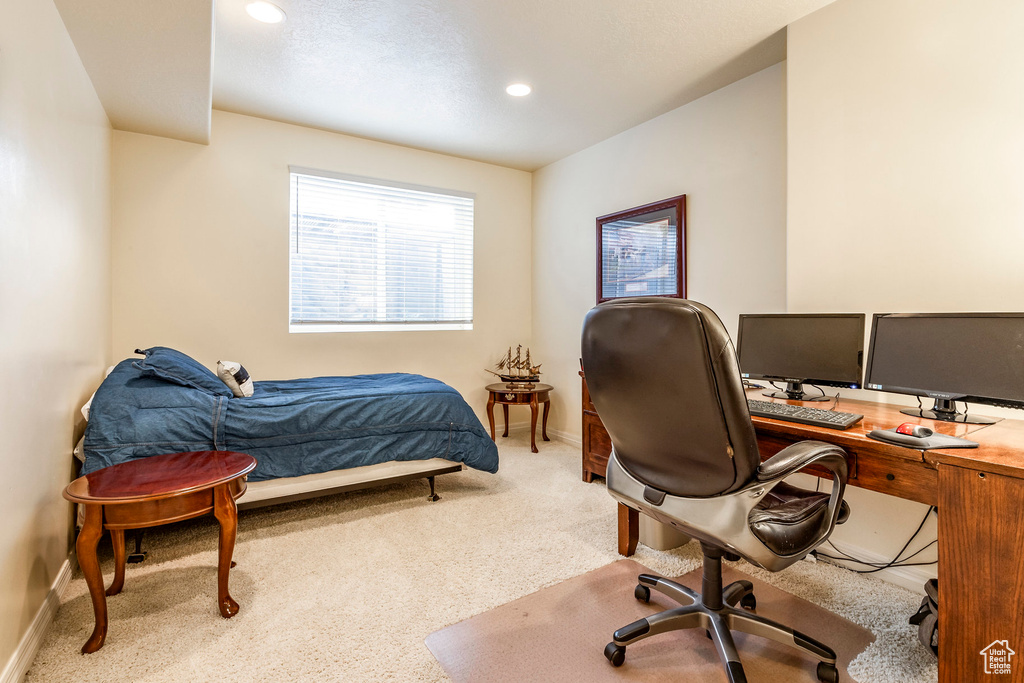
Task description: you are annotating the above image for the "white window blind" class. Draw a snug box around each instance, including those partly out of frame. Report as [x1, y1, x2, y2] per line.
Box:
[289, 168, 474, 332]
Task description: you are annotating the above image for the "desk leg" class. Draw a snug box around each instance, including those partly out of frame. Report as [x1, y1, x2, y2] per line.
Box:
[106, 529, 126, 596]
[542, 400, 550, 441]
[530, 394, 539, 453]
[77, 504, 107, 654]
[938, 465, 1024, 682]
[213, 484, 240, 618]
[486, 394, 496, 441]
[617, 503, 638, 557]
[502, 404, 509, 438]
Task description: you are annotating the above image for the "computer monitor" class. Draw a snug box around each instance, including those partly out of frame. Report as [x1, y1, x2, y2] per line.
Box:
[864, 313, 1024, 425]
[736, 313, 865, 401]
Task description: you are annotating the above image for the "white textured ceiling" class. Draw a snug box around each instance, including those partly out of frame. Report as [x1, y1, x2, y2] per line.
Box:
[59, 0, 837, 169]
[54, 0, 214, 144]
[213, 0, 833, 170]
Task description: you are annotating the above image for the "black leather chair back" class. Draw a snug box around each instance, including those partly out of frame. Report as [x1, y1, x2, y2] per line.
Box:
[581, 298, 760, 498]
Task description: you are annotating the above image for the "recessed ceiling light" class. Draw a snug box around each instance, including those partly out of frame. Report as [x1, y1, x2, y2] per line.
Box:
[246, 1, 286, 23]
[506, 83, 532, 97]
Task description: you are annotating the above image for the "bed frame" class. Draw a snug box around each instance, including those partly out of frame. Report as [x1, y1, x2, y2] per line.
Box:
[74, 453, 464, 562]
[237, 457, 463, 509]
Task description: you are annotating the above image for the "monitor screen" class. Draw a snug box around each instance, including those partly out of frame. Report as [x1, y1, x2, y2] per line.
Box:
[865, 313, 1024, 407]
[736, 314, 865, 388]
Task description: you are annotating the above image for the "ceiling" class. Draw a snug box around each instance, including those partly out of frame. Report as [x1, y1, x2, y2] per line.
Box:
[57, 0, 835, 171]
[54, 0, 214, 144]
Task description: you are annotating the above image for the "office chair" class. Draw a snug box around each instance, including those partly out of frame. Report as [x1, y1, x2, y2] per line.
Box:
[581, 298, 851, 683]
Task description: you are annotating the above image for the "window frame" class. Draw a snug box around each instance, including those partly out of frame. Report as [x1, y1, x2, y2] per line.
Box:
[287, 166, 476, 333]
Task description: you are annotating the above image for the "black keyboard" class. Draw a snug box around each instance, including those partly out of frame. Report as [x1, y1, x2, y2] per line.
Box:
[747, 399, 863, 430]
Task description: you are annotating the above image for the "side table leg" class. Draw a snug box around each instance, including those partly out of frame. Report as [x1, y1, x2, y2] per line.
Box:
[530, 394, 539, 453]
[618, 503, 639, 557]
[106, 528, 126, 596]
[486, 394, 496, 441]
[542, 400, 551, 441]
[77, 504, 107, 653]
[502, 404, 509, 437]
[213, 485, 240, 618]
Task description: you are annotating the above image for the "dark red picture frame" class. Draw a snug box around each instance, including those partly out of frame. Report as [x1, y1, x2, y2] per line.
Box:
[596, 194, 686, 304]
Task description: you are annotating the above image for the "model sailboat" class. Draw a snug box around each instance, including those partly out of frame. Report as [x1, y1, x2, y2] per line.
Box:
[486, 344, 542, 388]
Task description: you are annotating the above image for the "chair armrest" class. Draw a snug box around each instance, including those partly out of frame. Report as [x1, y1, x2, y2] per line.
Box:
[757, 440, 849, 485]
[757, 440, 851, 530]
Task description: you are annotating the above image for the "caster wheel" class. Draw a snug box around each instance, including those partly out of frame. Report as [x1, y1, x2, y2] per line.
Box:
[634, 584, 651, 603]
[604, 642, 625, 667]
[740, 593, 757, 611]
[816, 661, 839, 683]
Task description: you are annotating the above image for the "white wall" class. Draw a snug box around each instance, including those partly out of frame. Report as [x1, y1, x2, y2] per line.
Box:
[0, 0, 111, 669]
[788, 0, 1024, 314]
[111, 110, 532, 422]
[787, 0, 1024, 579]
[531, 63, 788, 441]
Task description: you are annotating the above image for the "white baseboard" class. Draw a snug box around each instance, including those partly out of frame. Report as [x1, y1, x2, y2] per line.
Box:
[504, 422, 532, 435]
[547, 428, 582, 448]
[494, 418, 582, 449]
[508, 425, 583, 449]
[816, 538, 933, 595]
[0, 556, 74, 683]
[502, 423, 583, 449]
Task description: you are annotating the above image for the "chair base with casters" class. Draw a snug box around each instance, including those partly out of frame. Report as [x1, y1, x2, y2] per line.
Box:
[604, 544, 839, 683]
[601, 446, 849, 683]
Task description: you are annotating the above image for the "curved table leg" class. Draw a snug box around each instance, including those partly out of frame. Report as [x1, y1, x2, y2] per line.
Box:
[502, 404, 509, 438]
[486, 394, 496, 440]
[542, 400, 551, 441]
[530, 394, 539, 453]
[77, 504, 107, 653]
[213, 484, 240, 618]
[106, 528, 126, 596]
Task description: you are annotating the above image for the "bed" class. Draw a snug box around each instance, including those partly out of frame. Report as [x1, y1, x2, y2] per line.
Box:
[82, 348, 499, 509]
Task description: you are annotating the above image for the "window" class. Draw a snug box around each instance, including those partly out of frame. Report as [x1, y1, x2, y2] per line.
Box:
[289, 167, 474, 332]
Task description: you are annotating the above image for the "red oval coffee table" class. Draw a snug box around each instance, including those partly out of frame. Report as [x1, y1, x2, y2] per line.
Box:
[63, 450, 256, 653]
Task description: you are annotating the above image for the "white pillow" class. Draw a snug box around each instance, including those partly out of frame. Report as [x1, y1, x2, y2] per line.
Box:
[217, 360, 255, 398]
[81, 366, 116, 420]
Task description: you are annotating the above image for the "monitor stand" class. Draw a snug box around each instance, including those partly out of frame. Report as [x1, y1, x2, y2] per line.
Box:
[762, 381, 829, 402]
[900, 398, 1000, 425]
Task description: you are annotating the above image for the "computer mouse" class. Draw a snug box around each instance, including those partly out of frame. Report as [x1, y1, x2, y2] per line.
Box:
[896, 423, 933, 438]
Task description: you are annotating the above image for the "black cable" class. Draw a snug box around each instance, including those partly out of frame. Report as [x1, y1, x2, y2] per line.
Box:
[813, 505, 936, 574]
[865, 505, 935, 568]
[815, 557, 938, 574]
[820, 538, 936, 568]
[819, 506, 935, 570]
[807, 383, 828, 400]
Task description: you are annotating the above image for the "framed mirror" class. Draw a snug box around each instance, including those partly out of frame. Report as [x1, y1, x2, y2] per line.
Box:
[596, 195, 686, 304]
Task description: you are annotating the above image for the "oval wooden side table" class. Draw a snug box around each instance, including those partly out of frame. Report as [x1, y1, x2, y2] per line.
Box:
[485, 383, 553, 453]
[63, 450, 256, 653]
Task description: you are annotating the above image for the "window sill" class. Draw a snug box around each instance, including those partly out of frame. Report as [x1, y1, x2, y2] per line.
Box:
[289, 323, 473, 334]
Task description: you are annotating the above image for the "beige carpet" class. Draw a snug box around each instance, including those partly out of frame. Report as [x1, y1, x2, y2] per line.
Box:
[27, 434, 938, 682]
[426, 559, 874, 682]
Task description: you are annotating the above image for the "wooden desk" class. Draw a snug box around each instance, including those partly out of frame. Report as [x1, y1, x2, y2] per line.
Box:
[584, 376, 1024, 683]
[63, 451, 256, 653]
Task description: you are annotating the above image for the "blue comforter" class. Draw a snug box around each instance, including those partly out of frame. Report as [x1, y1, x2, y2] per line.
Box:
[84, 361, 499, 481]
